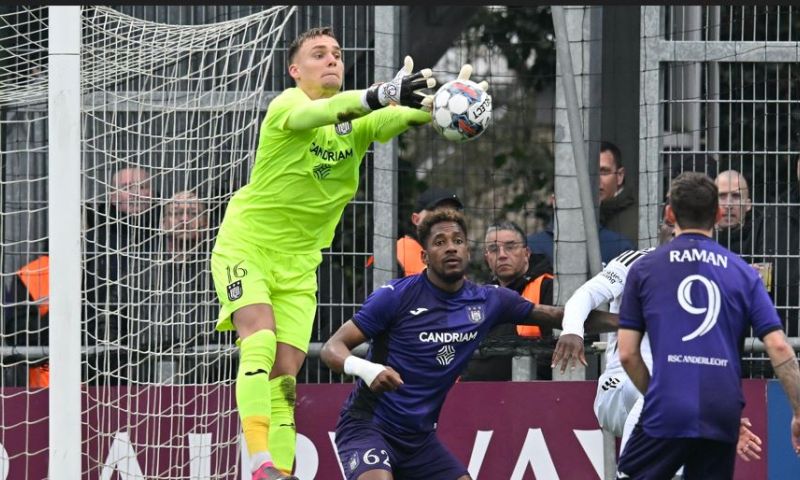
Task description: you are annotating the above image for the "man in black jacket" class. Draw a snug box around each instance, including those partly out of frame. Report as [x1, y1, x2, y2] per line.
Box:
[762, 160, 800, 337]
[83, 166, 160, 384]
[714, 170, 763, 257]
[461, 221, 554, 381]
[598, 141, 637, 244]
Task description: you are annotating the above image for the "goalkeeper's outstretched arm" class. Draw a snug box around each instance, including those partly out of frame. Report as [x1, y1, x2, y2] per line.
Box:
[284, 55, 435, 131]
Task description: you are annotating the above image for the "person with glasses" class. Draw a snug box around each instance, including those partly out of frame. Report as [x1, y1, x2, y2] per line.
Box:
[321, 209, 618, 480]
[598, 141, 638, 244]
[461, 221, 556, 381]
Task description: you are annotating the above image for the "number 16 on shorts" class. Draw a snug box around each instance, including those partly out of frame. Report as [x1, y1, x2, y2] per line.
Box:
[226, 261, 247, 301]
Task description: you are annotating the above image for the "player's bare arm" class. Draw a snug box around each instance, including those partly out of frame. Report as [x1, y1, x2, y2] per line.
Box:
[550, 310, 619, 373]
[522, 300, 618, 374]
[320, 320, 404, 394]
[763, 329, 800, 454]
[523, 304, 615, 331]
[523, 303, 563, 329]
[551, 270, 621, 373]
[618, 328, 650, 394]
[285, 33, 436, 129]
[584, 309, 618, 333]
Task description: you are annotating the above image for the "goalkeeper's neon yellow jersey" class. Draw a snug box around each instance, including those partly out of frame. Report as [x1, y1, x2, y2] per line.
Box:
[217, 87, 429, 253]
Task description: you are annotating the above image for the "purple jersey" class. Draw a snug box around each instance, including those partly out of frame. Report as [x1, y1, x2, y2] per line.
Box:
[341, 273, 534, 434]
[619, 233, 782, 443]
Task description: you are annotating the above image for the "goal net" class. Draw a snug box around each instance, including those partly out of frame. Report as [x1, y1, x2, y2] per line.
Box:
[1, 6, 52, 479]
[81, 6, 294, 478]
[2, 5, 302, 478]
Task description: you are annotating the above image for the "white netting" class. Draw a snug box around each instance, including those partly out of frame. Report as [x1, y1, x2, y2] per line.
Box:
[78, 5, 295, 478]
[3, 5, 378, 476]
[0, 6, 49, 106]
[0, 6, 50, 479]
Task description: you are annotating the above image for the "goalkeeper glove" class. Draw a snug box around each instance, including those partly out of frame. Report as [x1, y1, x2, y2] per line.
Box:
[456, 63, 490, 92]
[362, 55, 436, 111]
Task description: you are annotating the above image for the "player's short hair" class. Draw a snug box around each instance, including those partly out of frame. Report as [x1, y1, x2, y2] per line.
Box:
[485, 221, 526, 243]
[288, 26, 337, 64]
[669, 172, 718, 230]
[417, 209, 468, 249]
[600, 141, 622, 170]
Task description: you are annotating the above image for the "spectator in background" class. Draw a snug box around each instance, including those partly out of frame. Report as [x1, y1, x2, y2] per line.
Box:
[714, 170, 763, 257]
[321, 209, 617, 480]
[527, 193, 635, 266]
[3, 253, 50, 387]
[83, 166, 160, 385]
[396, 187, 463, 276]
[615, 172, 799, 478]
[713, 168, 800, 336]
[762, 157, 800, 336]
[461, 221, 554, 381]
[130, 190, 228, 383]
[598, 141, 637, 244]
[554, 219, 763, 468]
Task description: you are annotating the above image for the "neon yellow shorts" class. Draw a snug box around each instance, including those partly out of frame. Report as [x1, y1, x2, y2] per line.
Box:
[211, 237, 322, 354]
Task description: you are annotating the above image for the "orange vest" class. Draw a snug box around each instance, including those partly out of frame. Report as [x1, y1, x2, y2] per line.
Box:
[396, 236, 425, 276]
[17, 255, 49, 318]
[17, 255, 50, 388]
[29, 363, 49, 388]
[516, 273, 554, 338]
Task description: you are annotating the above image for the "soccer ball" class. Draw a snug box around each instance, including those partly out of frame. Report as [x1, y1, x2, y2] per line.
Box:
[431, 79, 492, 143]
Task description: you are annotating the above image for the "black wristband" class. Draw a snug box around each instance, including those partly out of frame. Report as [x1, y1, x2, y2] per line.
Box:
[364, 83, 384, 111]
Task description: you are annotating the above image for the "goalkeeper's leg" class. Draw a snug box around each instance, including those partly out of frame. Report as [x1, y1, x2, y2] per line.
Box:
[269, 370, 298, 473]
[232, 306, 279, 473]
[267, 250, 321, 474]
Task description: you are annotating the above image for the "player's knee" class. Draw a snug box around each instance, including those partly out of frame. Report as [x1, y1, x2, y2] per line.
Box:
[238, 329, 277, 373]
[232, 304, 277, 337]
[271, 342, 307, 377]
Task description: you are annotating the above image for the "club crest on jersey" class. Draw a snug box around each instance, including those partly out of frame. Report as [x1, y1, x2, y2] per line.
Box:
[335, 121, 352, 135]
[466, 305, 484, 324]
[226, 280, 242, 301]
[348, 452, 359, 472]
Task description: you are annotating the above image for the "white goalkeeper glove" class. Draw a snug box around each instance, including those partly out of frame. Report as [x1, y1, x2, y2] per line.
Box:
[362, 55, 436, 111]
[456, 63, 490, 92]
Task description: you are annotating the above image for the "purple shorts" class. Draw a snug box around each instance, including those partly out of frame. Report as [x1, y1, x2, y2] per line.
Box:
[617, 425, 736, 479]
[335, 414, 469, 480]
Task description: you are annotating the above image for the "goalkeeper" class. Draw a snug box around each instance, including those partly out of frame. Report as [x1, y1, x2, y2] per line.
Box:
[211, 26, 485, 480]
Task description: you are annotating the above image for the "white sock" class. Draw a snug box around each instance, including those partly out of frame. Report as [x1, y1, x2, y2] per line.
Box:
[250, 452, 273, 472]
